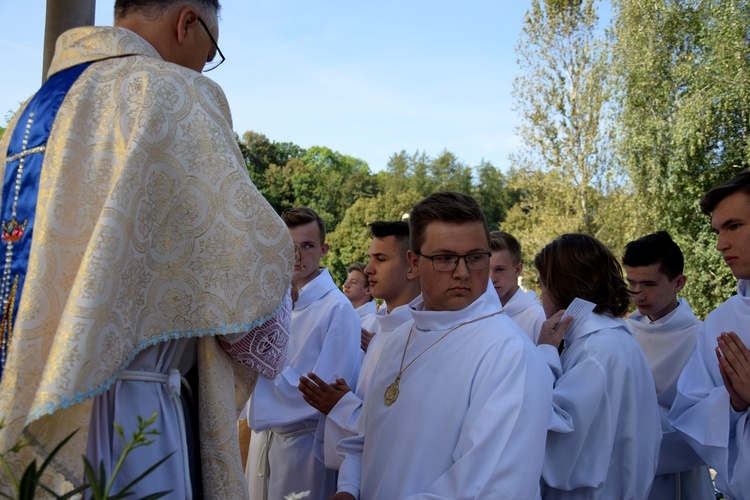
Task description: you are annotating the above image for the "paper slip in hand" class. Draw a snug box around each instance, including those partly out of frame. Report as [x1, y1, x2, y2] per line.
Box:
[560, 298, 596, 327]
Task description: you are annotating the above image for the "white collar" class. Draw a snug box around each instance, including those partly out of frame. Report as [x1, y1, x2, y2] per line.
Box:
[409, 281, 503, 332]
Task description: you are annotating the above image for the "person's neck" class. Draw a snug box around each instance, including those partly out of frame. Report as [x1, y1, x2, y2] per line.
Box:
[384, 285, 421, 314]
[648, 298, 680, 322]
[500, 285, 520, 307]
[351, 297, 371, 309]
[297, 268, 323, 290]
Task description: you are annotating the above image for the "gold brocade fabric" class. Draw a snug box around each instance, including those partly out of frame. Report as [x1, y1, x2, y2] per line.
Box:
[0, 27, 293, 497]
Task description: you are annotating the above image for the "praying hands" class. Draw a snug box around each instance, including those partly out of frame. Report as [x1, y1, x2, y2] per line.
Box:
[299, 372, 351, 415]
[716, 331, 750, 412]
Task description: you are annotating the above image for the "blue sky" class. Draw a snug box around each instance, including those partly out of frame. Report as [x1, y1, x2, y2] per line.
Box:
[1, 1, 531, 172]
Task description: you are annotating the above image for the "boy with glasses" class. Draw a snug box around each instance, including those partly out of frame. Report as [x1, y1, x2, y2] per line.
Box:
[331, 192, 551, 500]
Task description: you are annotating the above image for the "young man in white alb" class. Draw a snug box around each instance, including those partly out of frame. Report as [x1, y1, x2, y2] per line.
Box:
[623, 231, 713, 499]
[669, 170, 750, 499]
[331, 192, 552, 499]
[343, 262, 378, 333]
[489, 230, 545, 343]
[299, 220, 421, 469]
[244, 207, 361, 500]
[535, 233, 661, 499]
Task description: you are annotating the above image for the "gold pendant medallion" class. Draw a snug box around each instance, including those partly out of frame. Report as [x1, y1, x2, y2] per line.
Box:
[384, 378, 400, 406]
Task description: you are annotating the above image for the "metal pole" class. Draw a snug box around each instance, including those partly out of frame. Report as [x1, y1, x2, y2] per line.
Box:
[42, 0, 95, 82]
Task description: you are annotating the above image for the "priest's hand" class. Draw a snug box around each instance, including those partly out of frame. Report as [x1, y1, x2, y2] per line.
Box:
[716, 332, 750, 412]
[537, 310, 573, 350]
[299, 372, 351, 415]
[330, 493, 355, 500]
[361, 328, 375, 352]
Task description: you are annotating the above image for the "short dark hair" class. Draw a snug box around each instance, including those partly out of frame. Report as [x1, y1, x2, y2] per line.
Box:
[700, 170, 750, 215]
[281, 207, 326, 243]
[368, 220, 410, 261]
[115, 0, 220, 21]
[369, 220, 409, 240]
[489, 231, 522, 265]
[622, 231, 684, 280]
[534, 233, 631, 317]
[408, 192, 489, 253]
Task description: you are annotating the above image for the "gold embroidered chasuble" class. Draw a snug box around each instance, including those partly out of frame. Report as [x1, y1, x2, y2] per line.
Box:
[0, 27, 294, 498]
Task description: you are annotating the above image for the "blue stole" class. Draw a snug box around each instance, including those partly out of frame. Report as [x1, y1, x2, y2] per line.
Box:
[0, 62, 91, 381]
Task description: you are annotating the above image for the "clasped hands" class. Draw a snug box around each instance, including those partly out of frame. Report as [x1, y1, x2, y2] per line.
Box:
[716, 331, 750, 412]
[298, 372, 351, 415]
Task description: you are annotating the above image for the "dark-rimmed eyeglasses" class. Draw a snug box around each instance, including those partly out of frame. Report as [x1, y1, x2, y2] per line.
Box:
[416, 252, 492, 272]
[197, 17, 225, 72]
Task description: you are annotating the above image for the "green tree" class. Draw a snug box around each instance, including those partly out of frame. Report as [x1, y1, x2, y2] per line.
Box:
[237, 131, 305, 189]
[472, 160, 521, 228]
[510, 0, 616, 242]
[300, 146, 378, 229]
[429, 151, 474, 194]
[324, 191, 422, 284]
[379, 149, 477, 198]
[260, 146, 377, 232]
[611, 0, 750, 316]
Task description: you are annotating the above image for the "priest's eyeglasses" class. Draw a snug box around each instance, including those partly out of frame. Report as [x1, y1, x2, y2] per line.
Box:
[416, 252, 492, 272]
[198, 17, 225, 71]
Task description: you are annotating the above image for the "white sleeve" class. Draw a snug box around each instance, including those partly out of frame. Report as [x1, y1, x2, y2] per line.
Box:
[247, 301, 362, 430]
[542, 355, 615, 490]
[669, 324, 750, 496]
[318, 391, 363, 469]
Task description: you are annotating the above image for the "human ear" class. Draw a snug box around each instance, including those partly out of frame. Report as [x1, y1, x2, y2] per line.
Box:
[674, 274, 687, 294]
[406, 250, 420, 278]
[175, 8, 199, 46]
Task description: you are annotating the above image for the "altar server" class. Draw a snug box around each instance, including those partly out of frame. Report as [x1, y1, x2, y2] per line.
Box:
[670, 170, 750, 500]
[535, 233, 661, 499]
[332, 192, 552, 500]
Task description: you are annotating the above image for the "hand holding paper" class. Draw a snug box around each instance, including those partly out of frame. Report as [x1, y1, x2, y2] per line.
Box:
[537, 298, 596, 349]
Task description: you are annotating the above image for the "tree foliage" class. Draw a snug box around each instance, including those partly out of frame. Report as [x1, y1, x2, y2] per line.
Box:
[323, 191, 423, 284]
[612, 0, 750, 316]
[510, 0, 615, 242]
[235, 133, 518, 284]
[228, 0, 750, 318]
[378, 150, 475, 198]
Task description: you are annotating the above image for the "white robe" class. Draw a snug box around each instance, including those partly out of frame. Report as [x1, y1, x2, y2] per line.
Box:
[355, 301, 378, 333]
[337, 285, 552, 499]
[245, 269, 361, 500]
[503, 287, 546, 344]
[627, 300, 714, 500]
[669, 279, 750, 500]
[539, 313, 661, 499]
[318, 302, 416, 468]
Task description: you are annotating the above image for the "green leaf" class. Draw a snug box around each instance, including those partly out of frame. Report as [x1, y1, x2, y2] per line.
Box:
[37, 429, 78, 479]
[113, 451, 175, 498]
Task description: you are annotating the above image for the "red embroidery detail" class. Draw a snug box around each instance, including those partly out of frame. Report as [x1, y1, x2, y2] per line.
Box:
[1, 219, 27, 243]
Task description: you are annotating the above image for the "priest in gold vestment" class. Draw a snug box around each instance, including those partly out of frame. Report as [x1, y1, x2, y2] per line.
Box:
[0, 1, 294, 498]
